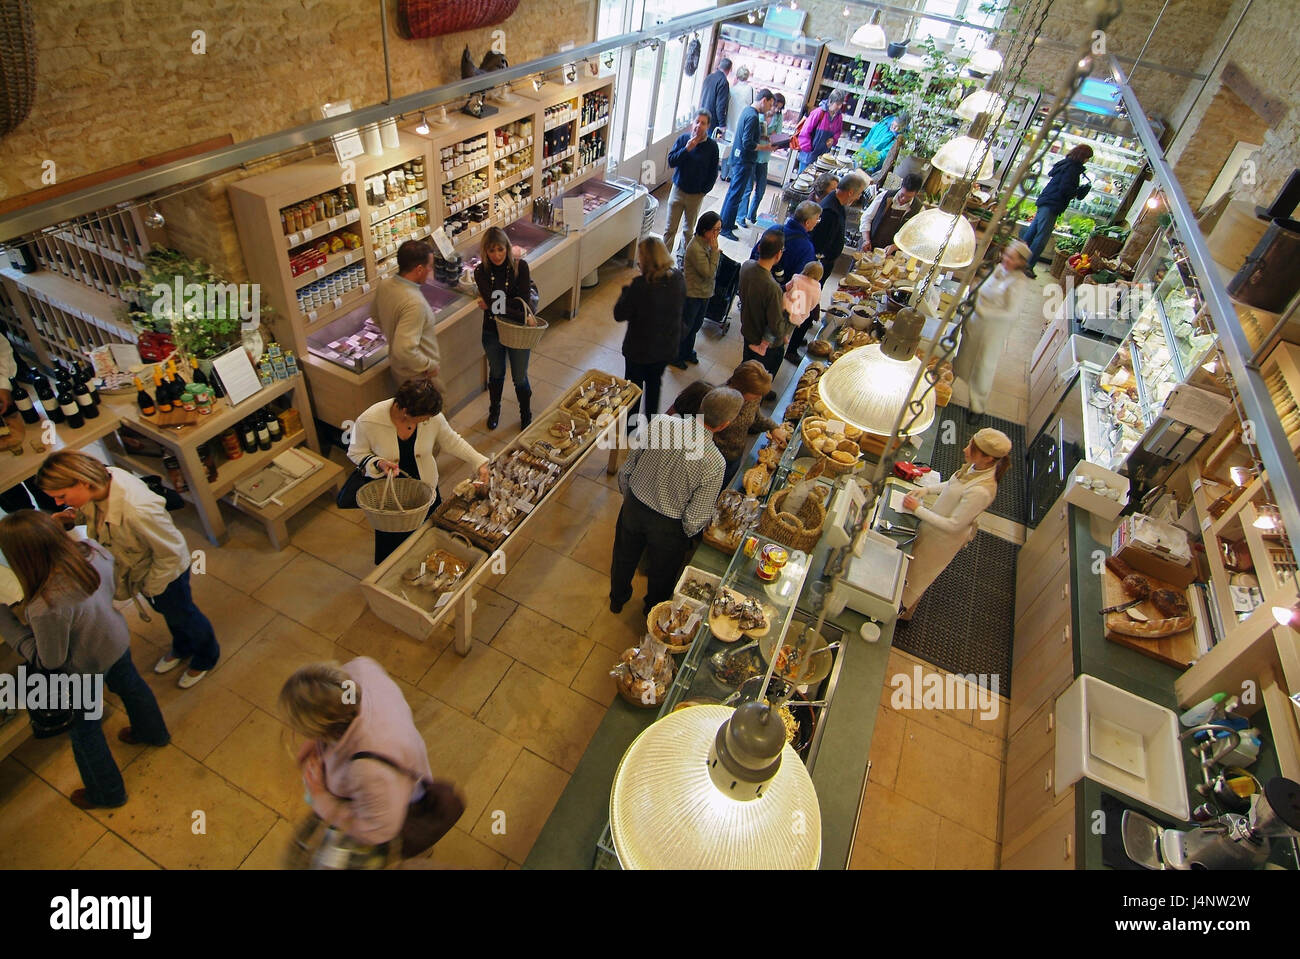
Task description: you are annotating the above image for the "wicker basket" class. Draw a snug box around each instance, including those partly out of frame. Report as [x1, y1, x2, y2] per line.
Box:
[647, 601, 703, 653]
[757, 487, 827, 551]
[357, 473, 435, 533]
[0, 0, 35, 138]
[1049, 250, 1070, 280]
[800, 419, 861, 476]
[396, 0, 519, 39]
[493, 296, 547, 350]
[1081, 232, 1124, 260]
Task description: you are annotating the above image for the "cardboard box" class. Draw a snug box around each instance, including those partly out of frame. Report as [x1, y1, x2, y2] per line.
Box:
[1112, 513, 1198, 587]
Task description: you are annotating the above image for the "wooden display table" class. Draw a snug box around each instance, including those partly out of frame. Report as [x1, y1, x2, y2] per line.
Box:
[100, 374, 325, 547]
[0, 406, 123, 492]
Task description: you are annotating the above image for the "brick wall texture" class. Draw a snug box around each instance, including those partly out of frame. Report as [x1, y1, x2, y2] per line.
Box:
[0, 0, 597, 201]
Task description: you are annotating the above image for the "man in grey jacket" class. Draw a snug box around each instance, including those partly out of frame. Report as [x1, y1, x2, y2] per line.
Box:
[374, 240, 443, 392]
[739, 229, 787, 395]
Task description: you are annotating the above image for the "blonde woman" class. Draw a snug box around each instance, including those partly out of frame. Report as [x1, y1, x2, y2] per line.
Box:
[38, 450, 218, 688]
[0, 511, 169, 809]
[281, 657, 441, 869]
[473, 226, 536, 431]
[348, 378, 489, 564]
[613, 236, 686, 416]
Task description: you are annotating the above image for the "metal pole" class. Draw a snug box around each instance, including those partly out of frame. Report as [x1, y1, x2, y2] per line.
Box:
[1110, 53, 1300, 566]
[379, 0, 394, 104]
[1128, 0, 1171, 80]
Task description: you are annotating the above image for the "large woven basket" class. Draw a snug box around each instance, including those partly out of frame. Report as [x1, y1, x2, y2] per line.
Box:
[0, 0, 36, 137]
[357, 472, 436, 533]
[757, 487, 827, 552]
[396, 0, 519, 39]
[1081, 232, 1124, 260]
[1049, 250, 1070, 280]
[494, 295, 547, 350]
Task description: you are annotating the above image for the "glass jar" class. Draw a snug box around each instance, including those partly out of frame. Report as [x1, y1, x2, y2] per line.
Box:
[163, 455, 188, 492]
[195, 387, 212, 414]
[196, 442, 219, 482]
[180, 386, 198, 412]
[220, 427, 243, 459]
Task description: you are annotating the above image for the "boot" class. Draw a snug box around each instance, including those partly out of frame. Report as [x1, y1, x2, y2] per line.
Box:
[486, 378, 504, 430]
[516, 384, 533, 429]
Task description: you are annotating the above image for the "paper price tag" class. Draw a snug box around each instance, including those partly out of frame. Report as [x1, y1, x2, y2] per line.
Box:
[371, 211, 380, 224]
[333, 297, 342, 309]
[302, 227, 313, 240]
[513, 498, 534, 514]
[307, 310, 318, 321]
[328, 217, 339, 231]
[434, 592, 452, 609]
[347, 209, 359, 223]
[315, 265, 325, 277]
[826, 419, 846, 434]
[362, 282, 371, 293]
[1201, 515, 1212, 532]
[288, 233, 300, 246]
[343, 252, 354, 264]
[429, 227, 456, 259]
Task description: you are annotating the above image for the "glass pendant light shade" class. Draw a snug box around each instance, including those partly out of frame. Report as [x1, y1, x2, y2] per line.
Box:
[819, 343, 936, 437]
[932, 135, 994, 181]
[956, 89, 1005, 121]
[609, 705, 822, 869]
[968, 47, 1004, 75]
[611, 701, 821, 868]
[851, 23, 887, 49]
[894, 207, 976, 268]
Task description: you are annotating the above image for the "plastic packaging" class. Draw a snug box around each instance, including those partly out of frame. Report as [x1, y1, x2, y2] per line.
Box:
[1179, 692, 1227, 727]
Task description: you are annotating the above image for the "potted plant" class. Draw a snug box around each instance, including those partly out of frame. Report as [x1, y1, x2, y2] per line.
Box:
[883, 37, 970, 183]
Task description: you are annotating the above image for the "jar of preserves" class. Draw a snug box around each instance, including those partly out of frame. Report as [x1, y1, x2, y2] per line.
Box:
[220, 427, 243, 459]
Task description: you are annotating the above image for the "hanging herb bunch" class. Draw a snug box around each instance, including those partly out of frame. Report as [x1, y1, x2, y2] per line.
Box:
[120, 248, 271, 359]
[896, 37, 971, 161]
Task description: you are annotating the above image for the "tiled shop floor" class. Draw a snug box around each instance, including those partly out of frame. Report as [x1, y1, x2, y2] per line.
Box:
[0, 178, 1045, 869]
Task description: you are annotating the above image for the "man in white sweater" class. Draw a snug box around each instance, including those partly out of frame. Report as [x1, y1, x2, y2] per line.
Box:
[374, 240, 443, 392]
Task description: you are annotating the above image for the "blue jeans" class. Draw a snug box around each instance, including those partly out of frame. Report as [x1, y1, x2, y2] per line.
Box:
[483, 334, 531, 388]
[148, 569, 220, 671]
[677, 297, 710, 363]
[745, 163, 768, 222]
[1020, 204, 1063, 268]
[796, 151, 816, 174]
[69, 649, 170, 806]
[720, 160, 755, 231]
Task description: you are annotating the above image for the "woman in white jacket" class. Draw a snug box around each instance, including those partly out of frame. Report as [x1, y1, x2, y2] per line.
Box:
[954, 240, 1032, 421]
[898, 428, 1012, 620]
[348, 378, 490, 564]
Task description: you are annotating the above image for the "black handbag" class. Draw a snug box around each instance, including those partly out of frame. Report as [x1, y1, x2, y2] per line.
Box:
[350, 751, 465, 858]
[27, 665, 77, 739]
[336, 459, 373, 510]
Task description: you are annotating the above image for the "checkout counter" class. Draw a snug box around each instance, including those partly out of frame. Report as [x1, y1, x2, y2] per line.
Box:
[526, 354, 947, 869]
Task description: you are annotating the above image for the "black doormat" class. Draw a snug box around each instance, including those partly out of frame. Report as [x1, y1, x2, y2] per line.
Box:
[892, 530, 1019, 696]
[925, 405, 1027, 524]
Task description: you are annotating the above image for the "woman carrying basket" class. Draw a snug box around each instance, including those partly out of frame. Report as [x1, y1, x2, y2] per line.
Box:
[349, 379, 490, 564]
[474, 227, 539, 432]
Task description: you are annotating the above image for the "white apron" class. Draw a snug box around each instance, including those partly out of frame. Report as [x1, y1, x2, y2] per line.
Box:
[900, 465, 999, 613]
[953, 265, 1028, 415]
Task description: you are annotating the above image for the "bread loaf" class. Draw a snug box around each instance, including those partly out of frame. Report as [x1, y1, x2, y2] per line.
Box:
[1107, 615, 1193, 639]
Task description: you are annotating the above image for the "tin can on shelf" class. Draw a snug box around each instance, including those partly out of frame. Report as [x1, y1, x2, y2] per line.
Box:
[755, 543, 789, 582]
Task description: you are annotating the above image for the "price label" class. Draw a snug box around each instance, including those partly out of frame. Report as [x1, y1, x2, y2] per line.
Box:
[333, 297, 343, 309]
[434, 592, 453, 609]
[315, 265, 325, 277]
[362, 282, 371, 293]
[826, 419, 846, 434]
[302, 227, 313, 240]
[343, 252, 354, 264]
[288, 233, 300, 246]
[347, 209, 360, 223]
[307, 310, 318, 321]
[1201, 515, 1213, 532]
[371, 211, 380, 224]
[513, 498, 534, 514]
[328, 217, 339, 231]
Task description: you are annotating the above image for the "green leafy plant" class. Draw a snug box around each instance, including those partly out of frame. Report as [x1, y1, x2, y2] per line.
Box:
[120, 248, 271, 358]
[852, 146, 882, 170]
[890, 37, 969, 162]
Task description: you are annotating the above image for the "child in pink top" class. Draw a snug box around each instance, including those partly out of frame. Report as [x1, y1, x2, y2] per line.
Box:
[783, 261, 823, 327]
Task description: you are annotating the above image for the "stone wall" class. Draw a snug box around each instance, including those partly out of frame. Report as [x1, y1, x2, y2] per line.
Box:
[1168, 0, 1300, 211]
[0, 0, 597, 201]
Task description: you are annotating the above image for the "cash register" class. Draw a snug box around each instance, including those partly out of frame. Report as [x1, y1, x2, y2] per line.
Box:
[822, 480, 909, 626]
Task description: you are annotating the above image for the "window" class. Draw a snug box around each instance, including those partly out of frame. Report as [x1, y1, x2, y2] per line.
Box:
[623, 45, 658, 157]
[654, 40, 686, 140]
[914, 0, 1004, 47]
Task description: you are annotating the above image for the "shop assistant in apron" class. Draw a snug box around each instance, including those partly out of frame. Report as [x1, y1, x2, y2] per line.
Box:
[898, 427, 1012, 620]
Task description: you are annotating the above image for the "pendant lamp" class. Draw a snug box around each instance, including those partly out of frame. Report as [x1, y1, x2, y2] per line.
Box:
[819, 340, 936, 438]
[609, 703, 821, 869]
[956, 89, 1005, 122]
[894, 184, 976, 268]
[850, 8, 887, 50]
[967, 47, 1003, 76]
[932, 112, 994, 181]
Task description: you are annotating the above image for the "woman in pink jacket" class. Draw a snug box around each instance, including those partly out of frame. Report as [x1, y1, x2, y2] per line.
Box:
[282, 656, 437, 869]
[794, 90, 846, 174]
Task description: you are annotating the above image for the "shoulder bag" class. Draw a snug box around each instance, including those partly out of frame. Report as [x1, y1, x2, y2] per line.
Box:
[350, 751, 465, 858]
[336, 455, 374, 509]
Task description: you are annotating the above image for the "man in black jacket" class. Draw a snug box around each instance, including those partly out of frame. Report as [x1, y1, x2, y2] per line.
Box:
[739, 229, 787, 390]
[664, 110, 721, 257]
[720, 88, 775, 239]
[808, 171, 867, 282]
[699, 59, 732, 138]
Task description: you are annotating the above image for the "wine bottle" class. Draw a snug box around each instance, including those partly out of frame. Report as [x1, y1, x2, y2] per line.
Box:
[255, 412, 271, 451]
[134, 377, 156, 416]
[79, 361, 100, 408]
[58, 383, 83, 429]
[12, 382, 39, 424]
[265, 407, 282, 442]
[190, 356, 209, 387]
[40, 374, 63, 423]
[74, 377, 99, 419]
[239, 418, 257, 454]
[153, 368, 173, 413]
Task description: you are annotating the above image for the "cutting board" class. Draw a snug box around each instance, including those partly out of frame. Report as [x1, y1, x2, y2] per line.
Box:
[1101, 568, 1198, 668]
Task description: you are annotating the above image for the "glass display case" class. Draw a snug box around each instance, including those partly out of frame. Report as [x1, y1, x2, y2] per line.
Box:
[304, 301, 388, 372]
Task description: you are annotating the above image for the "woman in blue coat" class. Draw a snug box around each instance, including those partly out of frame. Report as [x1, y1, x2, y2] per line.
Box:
[1021, 145, 1094, 276]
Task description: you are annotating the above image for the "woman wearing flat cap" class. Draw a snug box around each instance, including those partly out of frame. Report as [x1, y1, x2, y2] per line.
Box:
[898, 427, 1012, 620]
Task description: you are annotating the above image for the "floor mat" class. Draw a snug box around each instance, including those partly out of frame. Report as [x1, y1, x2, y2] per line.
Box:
[892, 530, 1019, 696]
[925, 405, 1027, 524]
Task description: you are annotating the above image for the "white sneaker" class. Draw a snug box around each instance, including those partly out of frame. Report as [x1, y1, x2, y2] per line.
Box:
[178, 669, 208, 689]
[154, 655, 183, 674]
